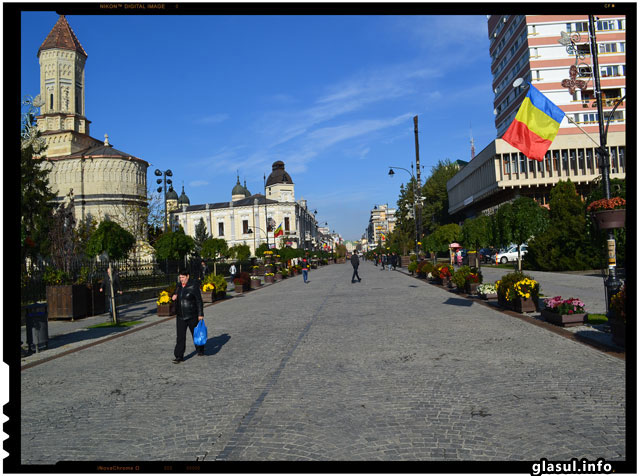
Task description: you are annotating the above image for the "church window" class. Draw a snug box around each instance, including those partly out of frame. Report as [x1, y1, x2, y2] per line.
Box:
[218, 222, 224, 236]
[284, 217, 290, 232]
[242, 220, 249, 234]
[50, 94, 54, 109]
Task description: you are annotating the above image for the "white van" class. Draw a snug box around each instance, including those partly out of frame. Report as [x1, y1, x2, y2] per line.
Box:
[493, 244, 528, 264]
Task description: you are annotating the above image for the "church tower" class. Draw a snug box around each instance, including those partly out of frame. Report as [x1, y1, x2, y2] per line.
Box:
[36, 15, 97, 156]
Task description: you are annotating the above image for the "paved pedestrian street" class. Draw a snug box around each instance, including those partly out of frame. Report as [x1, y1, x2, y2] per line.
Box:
[18, 262, 626, 467]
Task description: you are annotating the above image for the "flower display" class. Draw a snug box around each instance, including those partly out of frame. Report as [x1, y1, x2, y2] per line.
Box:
[466, 272, 481, 284]
[202, 283, 215, 292]
[609, 284, 626, 322]
[477, 283, 497, 295]
[496, 272, 540, 303]
[586, 196, 626, 213]
[265, 272, 275, 277]
[157, 291, 171, 306]
[544, 296, 585, 314]
[436, 264, 452, 279]
[513, 278, 538, 299]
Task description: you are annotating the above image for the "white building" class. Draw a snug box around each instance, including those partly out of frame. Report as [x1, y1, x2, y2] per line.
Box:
[448, 14, 626, 218]
[172, 161, 319, 256]
[367, 204, 396, 246]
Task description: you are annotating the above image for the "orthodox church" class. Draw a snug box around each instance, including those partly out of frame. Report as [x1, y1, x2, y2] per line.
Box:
[172, 161, 319, 256]
[34, 15, 151, 256]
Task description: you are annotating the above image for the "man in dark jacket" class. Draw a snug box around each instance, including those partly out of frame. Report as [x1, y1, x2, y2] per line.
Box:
[351, 253, 362, 283]
[171, 269, 205, 363]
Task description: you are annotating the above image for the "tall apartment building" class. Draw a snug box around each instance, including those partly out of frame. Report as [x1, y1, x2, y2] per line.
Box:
[367, 204, 396, 246]
[447, 14, 626, 218]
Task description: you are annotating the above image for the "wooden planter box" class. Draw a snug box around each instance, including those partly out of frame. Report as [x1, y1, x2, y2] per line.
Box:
[216, 291, 226, 300]
[275, 273, 283, 280]
[157, 302, 176, 316]
[541, 308, 585, 327]
[250, 279, 262, 289]
[264, 275, 275, 284]
[465, 282, 480, 295]
[513, 296, 537, 313]
[593, 209, 625, 229]
[234, 284, 245, 294]
[480, 293, 498, 301]
[46, 285, 88, 320]
[201, 291, 216, 303]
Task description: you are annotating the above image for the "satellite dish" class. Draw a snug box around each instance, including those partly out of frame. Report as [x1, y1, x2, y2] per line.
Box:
[32, 94, 44, 107]
[512, 78, 524, 88]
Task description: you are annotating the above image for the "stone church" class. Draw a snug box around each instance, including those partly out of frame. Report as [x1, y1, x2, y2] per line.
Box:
[34, 15, 151, 257]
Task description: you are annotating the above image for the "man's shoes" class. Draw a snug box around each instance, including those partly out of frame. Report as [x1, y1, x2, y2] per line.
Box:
[358, 279, 361, 282]
[198, 351, 205, 357]
[173, 358, 183, 364]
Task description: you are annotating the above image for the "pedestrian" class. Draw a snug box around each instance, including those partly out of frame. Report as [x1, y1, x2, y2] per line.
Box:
[350, 253, 362, 283]
[100, 263, 123, 320]
[229, 262, 237, 280]
[381, 254, 386, 270]
[301, 255, 310, 283]
[387, 253, 393, 271]
[456, 249, 463, 267]
[391, 252, 398, 270]
[171, 268, 205, 363]
[199, 260, 209, 283]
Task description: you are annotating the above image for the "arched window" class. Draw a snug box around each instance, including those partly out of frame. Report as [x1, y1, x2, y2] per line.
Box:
[50, 94, 54, 109]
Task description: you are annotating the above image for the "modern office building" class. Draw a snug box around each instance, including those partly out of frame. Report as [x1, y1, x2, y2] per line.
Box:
[447, 14, 626, 218]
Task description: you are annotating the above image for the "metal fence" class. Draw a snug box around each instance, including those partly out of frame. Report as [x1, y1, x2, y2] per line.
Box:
[20, 257, 251, 305]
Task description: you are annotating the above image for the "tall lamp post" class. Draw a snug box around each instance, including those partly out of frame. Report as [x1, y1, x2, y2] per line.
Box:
[155, 168, 173, 233]
[388, 165, 420, 255]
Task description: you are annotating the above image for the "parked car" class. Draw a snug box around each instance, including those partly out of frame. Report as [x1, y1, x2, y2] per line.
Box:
[493, 244, 528, 264]
[479, 247, 499, 263]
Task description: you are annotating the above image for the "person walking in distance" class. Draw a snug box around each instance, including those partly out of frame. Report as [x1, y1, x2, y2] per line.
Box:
[229, 262, 237, 280]
[301, 255, 310, 284]
[351, 253, 362, 283]
[171, 268, 205, 363]
[391, 252, 398, 271]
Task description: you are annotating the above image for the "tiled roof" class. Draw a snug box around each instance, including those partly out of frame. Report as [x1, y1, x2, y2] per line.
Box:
[66, 143, 148, 165]
[38, 15, 87, 57]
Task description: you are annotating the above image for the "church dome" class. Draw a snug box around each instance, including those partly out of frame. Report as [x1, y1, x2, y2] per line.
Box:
[178, 185, 190, 205]
[242, 180, 251, 197]
[232, 176, 245, 196]
[266, 161, 293, 187]
[166, 187, 178, 201]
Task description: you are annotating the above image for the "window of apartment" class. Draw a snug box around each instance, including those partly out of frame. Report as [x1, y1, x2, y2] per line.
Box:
[599, 42, 618, 54]
[553, 150, 560, 171]
[586, 148, 594, 171]
[284, 216, 290, 232]
[609, 111, 624, 123]
[583, 112, 599, 123]
[503, 155, 511, 174]
[610, 147, 618, 173]
[619, 42, 625, 52]
[618, 146, 625, 171]
[561, 150, 569, 174]
[567, 21, 588, 32]
[519, 153, 527, 173]
[600, 65, 620, 77]
[544, 152, 552, 174]
[242, 219, 249, 234]
[218, 222, 224, 236]
[597, 19, 616, 31]
[537, 159, 544, 173]
[512, 153, 518, 175]
[576, 44, 591, 56]
[578, 149, 585, 173]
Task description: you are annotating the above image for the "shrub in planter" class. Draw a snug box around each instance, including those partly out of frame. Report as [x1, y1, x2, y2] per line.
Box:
[452, 265, 472, 290]
[477, 283, 497, 299]
[434, 264, 453, 284]
[541, 296, 586, 326]
[496, 272, 539, 310]
[408, 261, 418, 274]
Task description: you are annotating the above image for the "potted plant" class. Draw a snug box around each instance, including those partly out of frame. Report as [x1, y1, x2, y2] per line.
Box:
[264, 272, 275, 283]
[587, 197, 626, 229]
[435, 264, 453, 286]
[211, 274, 227, 300]
[541, 296, 586, 327]
[464, 268, 483, 295]
[201, 272, 217, 302]
[250, 275, 262, 289]
[280, 268, 288, 279]
[44, 267, 89, 320]
[477, 283, 498, 300]
[452, 265, 472, 292]
[496, 272, 540, 312]
[157, 285, 176, 316]
[609, 284, 625, 347]
[407, 261, 417, 275]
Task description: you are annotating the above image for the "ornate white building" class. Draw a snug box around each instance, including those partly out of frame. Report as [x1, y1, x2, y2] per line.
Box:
[172, 161, 319, 256]
[34, 16, 150, 248]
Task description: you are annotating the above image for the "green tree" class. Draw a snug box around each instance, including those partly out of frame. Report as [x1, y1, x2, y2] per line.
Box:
[153, 228, 194, 261]
[193, 218, 211, 257]
[421, 159, 461, 234]
[255, 243, 270, 258]
[508, 196, 549, 271]
[525, 180, 595, 271]
[85, 220, 136, 262]
[494, 202, 514, 249]
[426, 223, 461, 256]
[201, 238, 228, 275]
[229, 243, 251, 262]
[21, 98, 55, 266]
[461, 215, 491, 253]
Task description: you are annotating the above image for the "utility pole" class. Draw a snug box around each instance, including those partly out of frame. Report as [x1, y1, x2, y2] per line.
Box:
[413, 115, 422, 253]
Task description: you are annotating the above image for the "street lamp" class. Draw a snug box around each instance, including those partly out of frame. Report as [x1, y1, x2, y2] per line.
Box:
[155, 168, 173, 233]
[388, 165, 421, 255]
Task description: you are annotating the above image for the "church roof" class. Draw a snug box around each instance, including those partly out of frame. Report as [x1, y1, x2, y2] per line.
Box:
[178, 185, 190, 205]
[265, 161, 293, 187]
[38, 15, 87, 58]
[65, 143, 148, 165]
[176, 194, 278, 213]
[166, 188, 179, 200]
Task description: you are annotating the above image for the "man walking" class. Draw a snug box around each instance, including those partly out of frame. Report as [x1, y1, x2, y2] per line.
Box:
[171, 268, 205, 363]
[351, 253, 362, 283]
[301, 255, 310, 284]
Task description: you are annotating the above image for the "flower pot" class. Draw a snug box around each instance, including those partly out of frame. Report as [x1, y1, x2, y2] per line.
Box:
[201, 291, 215, 303]
[513, 296, 537, 313]
[541, 308, 585, 327]
[593, 209, 625, 229]
[234, 284, 244, 294]
[264, 275, 275, 284]
[481, 293, 498, 301]
[157, 302, 176, 316]
[275, 273, 283, 280]
[465, 282, 480, 295]
[610, 318, 625, 347]
[46, 284, 89, 320]
[250, 279, 261, 289]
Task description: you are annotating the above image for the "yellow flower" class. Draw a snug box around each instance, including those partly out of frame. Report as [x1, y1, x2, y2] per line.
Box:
[156, 291, 171, 305]
[202, 283, 215, 292]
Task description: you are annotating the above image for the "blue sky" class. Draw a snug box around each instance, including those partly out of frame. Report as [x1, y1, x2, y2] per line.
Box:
[20, 10, 496, 241]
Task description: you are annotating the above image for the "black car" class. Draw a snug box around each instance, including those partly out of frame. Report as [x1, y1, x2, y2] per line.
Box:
[479, 247, 499, 263]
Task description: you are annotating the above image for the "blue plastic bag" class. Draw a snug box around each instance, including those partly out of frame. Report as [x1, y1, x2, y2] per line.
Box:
[193, 319, 207, 346]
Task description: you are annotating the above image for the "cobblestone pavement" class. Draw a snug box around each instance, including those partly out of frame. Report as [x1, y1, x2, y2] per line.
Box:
[19, 262, 626, 464]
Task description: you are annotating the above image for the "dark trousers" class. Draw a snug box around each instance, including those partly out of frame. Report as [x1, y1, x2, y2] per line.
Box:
[351, 267, 361, 282]
[174, 316, 204, 358]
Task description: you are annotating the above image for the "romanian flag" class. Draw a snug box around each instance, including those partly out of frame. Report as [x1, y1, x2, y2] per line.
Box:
[274, 222, 284, 238]
[501, 83, 565, 161]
